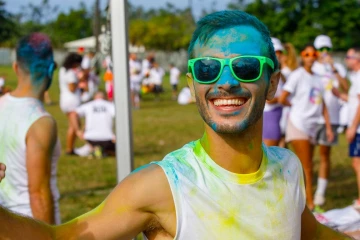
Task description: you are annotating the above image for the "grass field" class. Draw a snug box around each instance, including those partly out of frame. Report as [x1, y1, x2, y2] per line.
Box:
[0, 64, 357, 225]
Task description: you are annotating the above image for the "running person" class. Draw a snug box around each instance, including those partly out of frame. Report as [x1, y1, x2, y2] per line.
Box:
[0, 11, 348, 240]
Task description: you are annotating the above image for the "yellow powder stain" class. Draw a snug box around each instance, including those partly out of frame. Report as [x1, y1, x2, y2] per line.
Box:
[257, 180, 267, 190]
[189, 187, 198, 196]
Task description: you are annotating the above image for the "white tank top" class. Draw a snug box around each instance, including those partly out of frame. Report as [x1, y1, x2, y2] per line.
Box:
[0, 94, 61, 224]
[155, 140, 305, 239]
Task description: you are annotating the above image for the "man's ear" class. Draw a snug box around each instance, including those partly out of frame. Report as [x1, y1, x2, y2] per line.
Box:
[12, 61, 19, 75]
[266, 71, 280, 101]
[186, 73, 196, 99]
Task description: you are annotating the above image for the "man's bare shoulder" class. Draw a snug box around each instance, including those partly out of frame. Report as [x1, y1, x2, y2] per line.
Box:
[96, 164, 176, 238]
[108, 163, 173, 212]
[27, 116, 57, 141]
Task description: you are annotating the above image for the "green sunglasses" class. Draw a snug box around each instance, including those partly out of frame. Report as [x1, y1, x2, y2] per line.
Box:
[188, 55, 275, 84]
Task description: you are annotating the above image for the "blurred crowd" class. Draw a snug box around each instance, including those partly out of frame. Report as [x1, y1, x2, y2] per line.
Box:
[262, 35, 360, 213]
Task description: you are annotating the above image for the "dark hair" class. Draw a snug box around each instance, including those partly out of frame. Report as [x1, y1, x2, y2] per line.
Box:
[62, 52, 83, 70]
[16, 32, 54, 85]
[301, 43, 316, 52]
[350, 46, 360, 55]
[188, 10, 279, 72]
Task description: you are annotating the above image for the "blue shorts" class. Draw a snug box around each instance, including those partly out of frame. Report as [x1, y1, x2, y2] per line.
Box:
[350, 133, 360, 157]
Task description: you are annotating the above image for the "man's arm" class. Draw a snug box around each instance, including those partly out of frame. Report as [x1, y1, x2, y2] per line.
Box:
[278, 90, 291, 106]
[301, 206, 352, 239]
[55, 164, 172, 239]
[0, 206, 54, 239]
[0, 163, 5, 183]
[346, 94, 360, 143]
[0, 164, 174, 239]
[26, 116, 58, 224]
[322, 101, 334, 142]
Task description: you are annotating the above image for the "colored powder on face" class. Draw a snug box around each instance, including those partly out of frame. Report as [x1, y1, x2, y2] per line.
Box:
[191, 26, 270, 135]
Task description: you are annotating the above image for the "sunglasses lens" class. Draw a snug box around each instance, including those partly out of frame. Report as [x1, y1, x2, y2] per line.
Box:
[302, 52, 317, 58]
[194, 59, 221, 82]
[232, 57, 261, 80]
[320, 47, 331, 52]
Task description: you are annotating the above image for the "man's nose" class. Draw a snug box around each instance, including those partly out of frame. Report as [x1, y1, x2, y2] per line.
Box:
[214, 65, 240, 90]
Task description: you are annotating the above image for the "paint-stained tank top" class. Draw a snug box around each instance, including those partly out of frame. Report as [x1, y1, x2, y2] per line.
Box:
[154, 140, 306, 240]
[0, 93, 61, 223]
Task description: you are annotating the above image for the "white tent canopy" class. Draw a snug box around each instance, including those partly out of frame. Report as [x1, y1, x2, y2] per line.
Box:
[64, 34, 145, 53]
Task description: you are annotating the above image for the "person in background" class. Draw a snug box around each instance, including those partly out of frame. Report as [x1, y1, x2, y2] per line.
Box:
[0, 163, 5, 183]
[0, 75, 11, 96]
[177, 85, 194, 105]
[279, 44, 334, 211]
[70, 91, 116, 158]
[332, 47, 360, 209]
[0, 33, 61, 224]
[169, 63, 181, 100]
[102, 55, 114, 101]
[312, 35, 349, 208]
[149, 61, 165, 101]
[278, 42, 298, 148]
[59, 52, 83, 155]
[129, 53, 143, 109]
[81, 51, 100, 103]
[262, 37, 286, 146]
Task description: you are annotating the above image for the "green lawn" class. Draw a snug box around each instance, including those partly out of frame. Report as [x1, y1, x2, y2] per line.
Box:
[0, 64, 356, 225]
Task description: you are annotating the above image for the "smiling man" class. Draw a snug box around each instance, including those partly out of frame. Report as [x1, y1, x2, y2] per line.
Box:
[0, 10, 350, 240]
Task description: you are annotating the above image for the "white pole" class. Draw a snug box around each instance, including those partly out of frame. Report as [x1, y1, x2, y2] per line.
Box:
[110, 0, 133, 182]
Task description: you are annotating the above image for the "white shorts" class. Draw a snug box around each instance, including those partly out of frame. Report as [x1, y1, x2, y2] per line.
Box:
[130, 82, 141, 92]
[60, 97, 81, 113]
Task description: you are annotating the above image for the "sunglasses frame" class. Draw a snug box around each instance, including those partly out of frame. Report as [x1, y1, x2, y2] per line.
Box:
[345, 55, 359, 60]
[188, 55, 275, 84]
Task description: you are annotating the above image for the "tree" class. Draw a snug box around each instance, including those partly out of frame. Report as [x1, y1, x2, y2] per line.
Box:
[228, 0, 360, 50]
[128, 5, 195, 51]
[46, 2, 93, 48]
[0, 0, 17, 44]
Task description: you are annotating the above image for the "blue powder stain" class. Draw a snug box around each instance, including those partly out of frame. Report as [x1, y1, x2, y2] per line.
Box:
[280, 168, 282, 173]
[211, 122, 217, 131]
[288, 170, 291, 175]
[130, 163, 153, 174]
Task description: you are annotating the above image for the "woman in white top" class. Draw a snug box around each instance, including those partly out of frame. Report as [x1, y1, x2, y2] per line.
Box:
[279, 44, 334, 210]
[59, 53, 83, 155]
[278, 42, 299, 147]
[263, 39, 298, 146]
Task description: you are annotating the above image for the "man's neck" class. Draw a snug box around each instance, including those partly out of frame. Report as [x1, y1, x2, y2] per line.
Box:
[10, 82, 43, 101]
[200, 120, 263, 174]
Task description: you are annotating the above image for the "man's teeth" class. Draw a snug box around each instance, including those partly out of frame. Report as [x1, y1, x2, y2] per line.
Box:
[213, 99, 245, 106]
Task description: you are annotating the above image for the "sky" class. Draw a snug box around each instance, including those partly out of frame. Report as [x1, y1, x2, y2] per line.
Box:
[4, 0, 233, 19]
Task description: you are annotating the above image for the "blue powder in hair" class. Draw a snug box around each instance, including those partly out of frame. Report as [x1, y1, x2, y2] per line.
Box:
[188, 10, 278, 72]
[16, 33, 54, 85]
